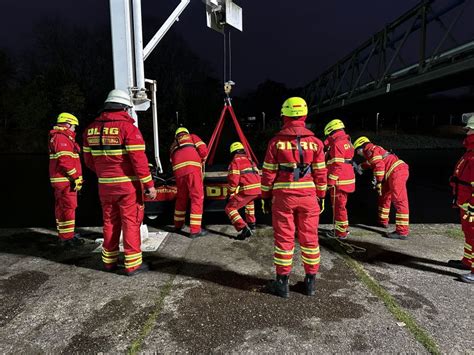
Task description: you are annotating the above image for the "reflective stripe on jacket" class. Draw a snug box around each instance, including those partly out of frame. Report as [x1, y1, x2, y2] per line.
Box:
[83, 111, 153, 196]
[227, 153, 261, 196]
[451, 135, 474, 209]
[324, 130, 355, 193]
[49, 126, 82, 187]
[170, 133, 208, 177]
[261, 120, 327, 199]
[361, 143, 407, 182]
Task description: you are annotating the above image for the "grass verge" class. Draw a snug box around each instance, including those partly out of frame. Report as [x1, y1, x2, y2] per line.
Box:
[445, 228, 464, 240]
[128, 275, 175, 354]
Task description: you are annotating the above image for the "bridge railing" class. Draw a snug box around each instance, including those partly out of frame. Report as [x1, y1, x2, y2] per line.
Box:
[304, 0, 474, 115]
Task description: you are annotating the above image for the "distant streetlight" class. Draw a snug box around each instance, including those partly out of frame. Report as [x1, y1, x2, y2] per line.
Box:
[262, 112, 266, 131]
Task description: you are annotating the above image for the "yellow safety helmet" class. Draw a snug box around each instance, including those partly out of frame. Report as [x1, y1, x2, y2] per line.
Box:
[230, 141, 245, 154]
[281, 97, 308, 117]
[324, 119, 345, 136]
[175, 127, 189, 136]
[57, 112, 79, 126]
[353, 136, 371, 150]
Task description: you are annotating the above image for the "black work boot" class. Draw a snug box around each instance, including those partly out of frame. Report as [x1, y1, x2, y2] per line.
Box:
[103, 264, 118, 273]
[189, 229, 208, 239]
[235, 226, 253, 240]
[447, 259, 471, 270]
[385, 231, 408, 240]
[266, 274, 290, 298]
[126, 262, 150, 276]
[247, 223, 257, 231]
[304, 274, 316, 296]
[59, 235, 85, 249]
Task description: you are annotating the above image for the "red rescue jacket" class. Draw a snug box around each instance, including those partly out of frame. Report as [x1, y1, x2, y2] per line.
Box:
[49, 126, 82, 188]
[451, 134, 474, 210]
[361, 143, 407, 182]
[324, 130, 355, 193]
[261, 117, 327, 199]
[83, 111, 153, 196]
[170, 133, 208, 177]
[227, 153, 261, 196]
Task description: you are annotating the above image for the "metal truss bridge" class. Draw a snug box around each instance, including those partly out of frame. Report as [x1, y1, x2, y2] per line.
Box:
[304, 0, 474, 115]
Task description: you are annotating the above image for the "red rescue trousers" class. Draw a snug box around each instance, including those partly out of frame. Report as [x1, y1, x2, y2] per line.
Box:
[329, 188, 350, 237]
[54, 186, 77, 240]
[459, 210, 474, 272]
[174, 172, 204, 234]
[378, 167, 410, 236]
[100, 192, 144, 273]
[225, 193, 257, 231]
[272, 194, 321, 275]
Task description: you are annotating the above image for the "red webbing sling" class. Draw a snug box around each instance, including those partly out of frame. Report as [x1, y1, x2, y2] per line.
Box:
[207, 98, 259, 166]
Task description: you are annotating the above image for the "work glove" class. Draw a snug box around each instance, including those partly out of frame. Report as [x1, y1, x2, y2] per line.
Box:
[374, 182, 383, 196]
[463, 205, 474, 222]
[262, 198, 272, 214]
[73, 176, 83, 192]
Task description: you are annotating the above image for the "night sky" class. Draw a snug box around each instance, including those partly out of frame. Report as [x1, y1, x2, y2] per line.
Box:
[2, 0, 471, 93]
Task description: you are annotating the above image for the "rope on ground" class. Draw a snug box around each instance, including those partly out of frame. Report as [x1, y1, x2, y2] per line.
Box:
[323, 233, 367, 254]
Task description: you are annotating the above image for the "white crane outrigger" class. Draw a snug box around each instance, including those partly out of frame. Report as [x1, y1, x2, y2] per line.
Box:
[108, 0, 242, 174]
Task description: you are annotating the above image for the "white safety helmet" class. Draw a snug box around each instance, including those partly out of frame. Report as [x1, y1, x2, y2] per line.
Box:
[463, 113, 474, 130]
[104, 89, 133, 107]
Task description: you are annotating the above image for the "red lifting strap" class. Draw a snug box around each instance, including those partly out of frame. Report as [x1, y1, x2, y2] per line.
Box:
[207, 99, 259, 166]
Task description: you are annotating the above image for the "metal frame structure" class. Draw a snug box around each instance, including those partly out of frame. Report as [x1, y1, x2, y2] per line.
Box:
[109, 0, 244, 222]
[109, 0, 242, 172]
[304, 0, 474, 115]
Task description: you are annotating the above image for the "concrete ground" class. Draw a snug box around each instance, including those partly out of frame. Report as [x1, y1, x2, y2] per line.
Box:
[0, 223, 472, 354]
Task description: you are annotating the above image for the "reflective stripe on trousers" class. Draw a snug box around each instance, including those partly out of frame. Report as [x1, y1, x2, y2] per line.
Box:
[272, 194, 321, 275]
[330, 189, 350, 236]
[174, 172, 204, 234]
[53, 186, 77, 240]
[378, 166, 410, 235]
[459, 209, 474, 272]
[225, 193, 258, 231]
[100, 192, 144, 273]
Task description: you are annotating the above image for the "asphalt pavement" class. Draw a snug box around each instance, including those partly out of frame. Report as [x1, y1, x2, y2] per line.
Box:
[0, 223, 472, 354]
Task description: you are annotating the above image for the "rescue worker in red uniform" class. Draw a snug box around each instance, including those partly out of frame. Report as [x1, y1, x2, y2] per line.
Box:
[170, 127, 208, 238]
[83, 89, 157, 276]
[449, 114, 474, 283]
[225, 142, 261, 240]
[354, 136, 409, 239]
[261, 97, 327, 298]
[323, 119, 355, 240]
[49, 112, 84, 247]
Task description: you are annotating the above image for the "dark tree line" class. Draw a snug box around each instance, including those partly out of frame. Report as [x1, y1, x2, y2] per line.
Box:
[0, 19, 296, 169]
